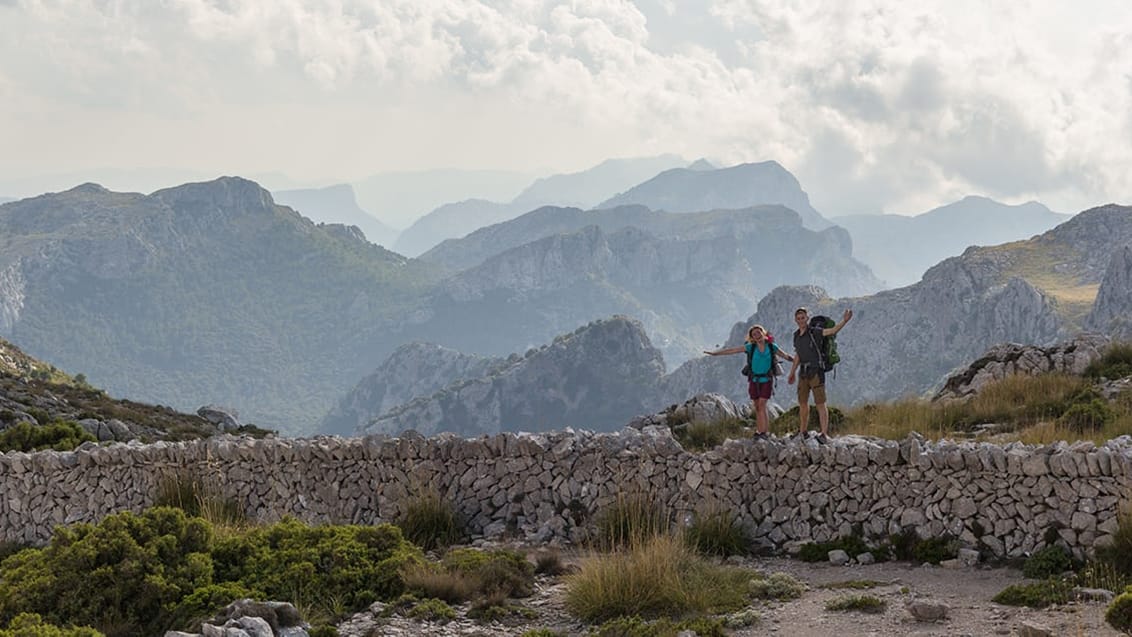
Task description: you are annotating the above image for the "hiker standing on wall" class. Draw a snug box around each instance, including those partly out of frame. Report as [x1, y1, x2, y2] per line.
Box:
[787, 307, 853, 443]
[704, 325, 795, 440]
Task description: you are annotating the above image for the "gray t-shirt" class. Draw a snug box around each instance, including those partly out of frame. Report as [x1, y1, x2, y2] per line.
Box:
[793, 327, 825, 376]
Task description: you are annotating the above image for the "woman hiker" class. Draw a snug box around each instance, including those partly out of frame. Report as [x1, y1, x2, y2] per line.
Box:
[704, 325, 795, 439]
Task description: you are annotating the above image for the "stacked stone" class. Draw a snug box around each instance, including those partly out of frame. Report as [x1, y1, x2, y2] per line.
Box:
[2, 430, 1131, 559]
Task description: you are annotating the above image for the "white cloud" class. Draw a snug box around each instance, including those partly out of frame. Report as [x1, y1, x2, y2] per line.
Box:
[0, 0, 1130, 214]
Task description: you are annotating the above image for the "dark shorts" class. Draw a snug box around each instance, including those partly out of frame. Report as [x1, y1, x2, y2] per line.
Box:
[748, 379, 772, 401]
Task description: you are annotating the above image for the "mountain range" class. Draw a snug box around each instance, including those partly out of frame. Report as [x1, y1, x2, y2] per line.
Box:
[392, 155, 689, 257]
[834, 196, 1070, 287]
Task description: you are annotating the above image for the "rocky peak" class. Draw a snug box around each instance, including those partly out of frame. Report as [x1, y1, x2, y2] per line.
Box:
[360, 316, 666, 436]
[152, 176, 276, 218]
[1085, 245, 1132, 339]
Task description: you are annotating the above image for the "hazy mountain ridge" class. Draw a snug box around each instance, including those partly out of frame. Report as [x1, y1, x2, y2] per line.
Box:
[352, 168, 533, 230]
[0, 177, 441, 431]
[835, 196, 1070, 287]
[393, 155, 689, 257]
[273, 184, 399, 248]
[404, 207, 881, 366]
[360, 316, 667, 436]
[597, 161, 832, 230]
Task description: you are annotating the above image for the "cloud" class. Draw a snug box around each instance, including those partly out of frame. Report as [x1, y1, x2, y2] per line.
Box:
[0, 0, 1130, 214]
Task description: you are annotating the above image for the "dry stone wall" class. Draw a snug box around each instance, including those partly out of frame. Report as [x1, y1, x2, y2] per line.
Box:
[3, 429, 1131, 559]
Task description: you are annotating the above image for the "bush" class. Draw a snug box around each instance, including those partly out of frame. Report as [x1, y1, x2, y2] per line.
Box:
[593, 493, 667, 550]
[685, 507, 749, 557]
[1106, 590, 1132, 634]
[1058, 398, 1113, 432]
[1085, 342, 1132, 380]
[912, 537, 958, 565]
[0, 507, 214, 636]
[992, 579, 1073, 608]
[0, 420, 95, 452]
[532, 550, 569, 576]
[440, 548, 535, 598]
[212, 518, 422, 614]
[565, 535, 749, 623]
[748, 572, 805, 600]
[825, 595, 886, 613]
[0, 614, 104, 637]
[404, 598, 456, 623]
[394, 490, 463, 551]
[1023, 546, 1077, 579]
[797, 535, 870, 563]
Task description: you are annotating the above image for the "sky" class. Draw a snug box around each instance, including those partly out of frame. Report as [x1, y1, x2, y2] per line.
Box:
[1, 0, 1131, 217]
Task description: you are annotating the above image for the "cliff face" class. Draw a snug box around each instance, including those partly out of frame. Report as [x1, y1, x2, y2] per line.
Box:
[320, 343, 504, 436]
[360, 316, 666, 437]
[408, 207, 881, 367]
[1086, 245, 1132, 340]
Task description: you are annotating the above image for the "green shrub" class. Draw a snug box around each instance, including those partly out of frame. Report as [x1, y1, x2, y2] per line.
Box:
[307, 626, 339, 637]
[1106, 590, 1132, 634]
[394, 490, 462, 551]
[0, 507, 214, 636]
[1023, 546, 1077, 579]
[992, 579, 1073, 608]
[825, 595, 886, 613]
[748, 572, 805, 600]
[163, 582, 254, 634]
[820, 580, 884, 590]
[404, 598, 456, 623]
[685, 507, 749, 557]
[532, 550, 569, 576]
[0, 614, 104, 637]
[797, 535, 870, 563]
[0, 420, 95, 452]
[1085, 342, 1132, 380]
[913, 537, 958, 565]
[1096, 507, 1132, 577]
[211, 518, 421, 614]
[593, 493, 667, 550]
[1058, 398, 1113, 432]
[590, 615, 727, 637]
[520, 630, 565, 637]
[440, 548, 535, 598]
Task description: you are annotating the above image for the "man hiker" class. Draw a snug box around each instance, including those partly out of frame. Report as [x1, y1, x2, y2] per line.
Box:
[787, 306, 853, 443]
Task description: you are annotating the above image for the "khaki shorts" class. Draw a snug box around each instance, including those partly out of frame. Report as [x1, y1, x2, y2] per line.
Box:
[797, 373, 826, 405]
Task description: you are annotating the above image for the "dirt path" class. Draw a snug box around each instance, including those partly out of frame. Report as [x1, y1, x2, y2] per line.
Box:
[337, 554, 1123, 636]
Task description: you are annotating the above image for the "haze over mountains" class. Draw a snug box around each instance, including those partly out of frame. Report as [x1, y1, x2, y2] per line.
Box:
[273, 184, 399, 248]
[3, 156, 1126, 439]
[835, 197, 1070, 287]
[393, 155, 689, 256]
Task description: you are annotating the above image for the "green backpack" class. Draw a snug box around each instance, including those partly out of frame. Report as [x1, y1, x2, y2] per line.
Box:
[807, 315, 840, 372]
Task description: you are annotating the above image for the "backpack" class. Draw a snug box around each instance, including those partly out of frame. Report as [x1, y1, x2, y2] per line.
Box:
[741, 334, 782, 379]
[807, 316, 840, 372]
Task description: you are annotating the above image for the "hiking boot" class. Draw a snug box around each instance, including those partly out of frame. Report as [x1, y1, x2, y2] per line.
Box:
[753, 431, 769, 441]
[816, 433, 829, 444]
[791, 431, 807, 442]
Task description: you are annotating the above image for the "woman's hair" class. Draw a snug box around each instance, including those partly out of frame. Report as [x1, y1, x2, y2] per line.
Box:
[745, 324, 767, 342]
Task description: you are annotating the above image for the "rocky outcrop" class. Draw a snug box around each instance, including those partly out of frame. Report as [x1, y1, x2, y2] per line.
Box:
[597, 161, 832, 230]
[933, 333, 1111, 401]
[320, 343, 504, 436]
[165, 598, 308, 637]
[360, 317, 666, 437]
[0, 263, 24, 333]
[1086, 245, 1132, 340]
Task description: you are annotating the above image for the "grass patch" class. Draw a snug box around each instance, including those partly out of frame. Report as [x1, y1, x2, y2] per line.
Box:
[672, 417, 748, 451]
[589, 615, 727, 637]
[593, 492, 668, 551]
[825, 594, 887, 613]
[772, 406, 847, 435]
[992, 579, 1074, 608]
[685, 505, 749, 557]
[395, 489, 463, 551]
[154, 472, 247, 529]
[820, 580, 885, 590]
[564, 534, 751, 623]
[1085, 342, 1132, 380]
[532, 550, 571, 576]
